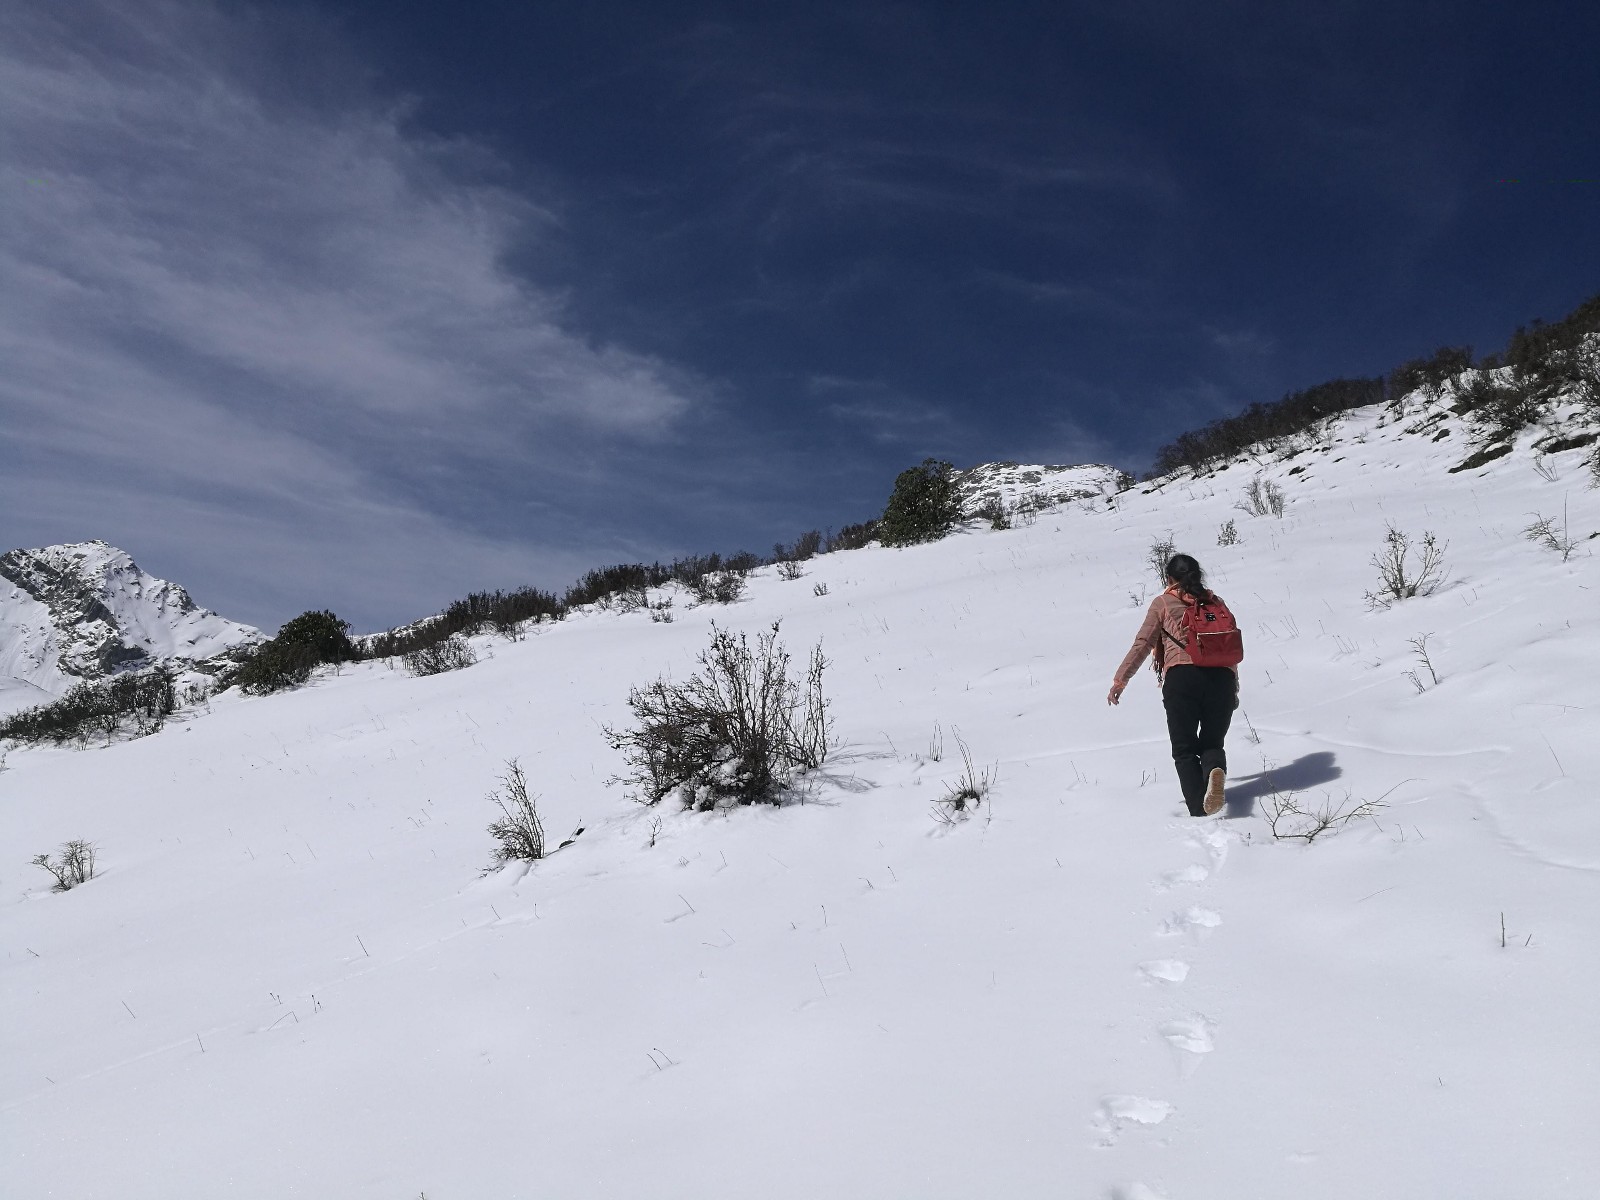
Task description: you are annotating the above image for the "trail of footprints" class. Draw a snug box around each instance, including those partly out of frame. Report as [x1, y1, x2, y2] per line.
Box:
[1096, 825, 1234, 1196]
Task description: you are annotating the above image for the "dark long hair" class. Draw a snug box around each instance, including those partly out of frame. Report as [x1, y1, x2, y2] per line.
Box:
[1164, 553, 1213, 603]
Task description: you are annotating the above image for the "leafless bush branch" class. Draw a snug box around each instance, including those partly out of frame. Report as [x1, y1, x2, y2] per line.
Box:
[605, 623, 831, 809]
[1262, 783, 1386, 843]
[32, 839, 98, 891]
[485, 759, 545, 871]
[1524, 505, 1578, 562]
[1365, 525, 1448, 608]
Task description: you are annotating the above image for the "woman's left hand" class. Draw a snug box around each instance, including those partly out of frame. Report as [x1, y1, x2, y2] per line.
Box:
[1107, 680, 1126, 706]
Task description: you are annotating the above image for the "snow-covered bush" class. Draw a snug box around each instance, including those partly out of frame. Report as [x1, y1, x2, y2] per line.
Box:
[776, 560, 805, 581]
[1365, 525, 1448, 609]
[484, 759, 545, 871]
[605, 622, 830, 809]
[403, 635, 476, 677]
[32, 839, 97, 891]
[1217, 519, 1240, 546]
[687, 570, 747, 605]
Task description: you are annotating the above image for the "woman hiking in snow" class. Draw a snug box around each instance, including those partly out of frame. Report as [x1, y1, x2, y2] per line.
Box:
[1107, 553, 1242, 817]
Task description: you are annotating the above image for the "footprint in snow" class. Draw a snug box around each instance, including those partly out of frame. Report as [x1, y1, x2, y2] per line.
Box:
[1159, 906, 1222, 938]
[1159, 1014, 1215, 1055]
[1137, 958, 1190, 984]
[1185, 826, 1231, 868]
[1160, 1013, 1216, 1079]
[1155, 864, 1209, 891]
[1091, 1095, 1174, 1146]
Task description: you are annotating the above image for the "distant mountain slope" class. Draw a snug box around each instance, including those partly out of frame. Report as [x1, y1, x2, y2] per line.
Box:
[0, 540, 261, 713]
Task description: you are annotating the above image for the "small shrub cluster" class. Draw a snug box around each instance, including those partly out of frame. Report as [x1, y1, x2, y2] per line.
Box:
[1365, 526, 1448, 608]
[976, 497, 1012, 530]
[825, 520, 881, 552]
[1, 669, 177, 746]
[368, 588, 562, 658]
[1524, 508, 1578, 562]
[403, 635, 477, 677]
[1386, 345, 1474, 408]
[773, 530, 823, 562]
[1146, 532, 1177, 584]
[1217, 519, 1240, 546]
[879, 459, 961, 547]
[484, 759, 545, 871]
[32, 839, 97, 890]
[605, 623, 830, 809]
[1236, 476, 1286, 518]
[933, 731, 995, 825]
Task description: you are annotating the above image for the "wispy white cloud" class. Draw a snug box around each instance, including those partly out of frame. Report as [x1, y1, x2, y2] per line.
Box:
[0, 0, 705, 629]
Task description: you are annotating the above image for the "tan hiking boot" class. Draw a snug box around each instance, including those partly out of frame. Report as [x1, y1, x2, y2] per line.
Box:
[1203, 767, 1226, 815]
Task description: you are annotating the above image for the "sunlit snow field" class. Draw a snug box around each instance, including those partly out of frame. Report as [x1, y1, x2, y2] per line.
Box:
[4, 398, 1598, 1199]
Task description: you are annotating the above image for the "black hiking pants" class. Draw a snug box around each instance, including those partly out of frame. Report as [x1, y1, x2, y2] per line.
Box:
[1161, 665, 1235, 816]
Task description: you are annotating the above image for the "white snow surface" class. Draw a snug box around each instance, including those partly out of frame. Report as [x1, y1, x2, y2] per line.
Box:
[0, 540, 261, 713]
[4, 403, 1599, 1199]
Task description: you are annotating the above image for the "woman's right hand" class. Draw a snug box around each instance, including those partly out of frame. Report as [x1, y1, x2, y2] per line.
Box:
[1107, 680, 1126, 706]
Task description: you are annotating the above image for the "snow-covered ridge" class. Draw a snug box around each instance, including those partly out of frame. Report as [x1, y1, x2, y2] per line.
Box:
[0, 540, 261, 713]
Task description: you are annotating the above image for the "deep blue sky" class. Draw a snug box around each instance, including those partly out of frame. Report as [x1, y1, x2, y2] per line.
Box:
[4, 0, 1597, 631]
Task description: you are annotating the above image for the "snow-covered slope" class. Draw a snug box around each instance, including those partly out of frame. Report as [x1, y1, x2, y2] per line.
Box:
[0, 541, 261, 714]
[2, 406, 1598, 1200]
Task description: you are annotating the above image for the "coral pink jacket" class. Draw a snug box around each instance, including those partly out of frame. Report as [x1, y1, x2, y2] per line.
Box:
[1115, 588, 1237, 686]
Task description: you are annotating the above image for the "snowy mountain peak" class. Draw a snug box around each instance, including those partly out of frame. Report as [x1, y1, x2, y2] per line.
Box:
[0, 540, 261, 712]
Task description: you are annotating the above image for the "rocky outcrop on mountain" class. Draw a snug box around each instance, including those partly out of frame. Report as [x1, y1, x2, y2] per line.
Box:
[952, 462, 1132, 518]
[0, 541, 261, 713]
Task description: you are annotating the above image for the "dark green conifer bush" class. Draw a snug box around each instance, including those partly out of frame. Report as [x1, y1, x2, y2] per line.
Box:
[879, 459, 961, 547]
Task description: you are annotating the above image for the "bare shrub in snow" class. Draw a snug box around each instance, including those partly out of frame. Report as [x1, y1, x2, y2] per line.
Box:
[1365, 525, 1448, 608]
[1147, 533, 1176, 583]
[604, 622, 830, 809]
[934, 731, 994, 824]
[976, 497, 1012, 530]
[612, 587, 650, 614]
[1406, 633, 1441, 691]
[484, 759, 545, 871]
[1236, 476, 1286, 518]
[777, 560, 805, 581]
[649, 597, 674, 623]
[32, 839, 97, 891]
[1524, 507, 1578, 562]
[403, 635, 476, 677]
[812, 582, 830, 597]
[1262, 786, 1386, 843]
[1217, 518, 1240, 546]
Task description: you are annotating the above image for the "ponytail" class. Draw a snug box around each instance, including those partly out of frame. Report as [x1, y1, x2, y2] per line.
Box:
[1164, 553, 1213, 604]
